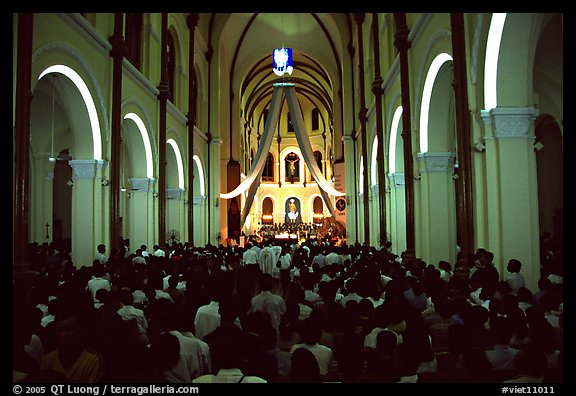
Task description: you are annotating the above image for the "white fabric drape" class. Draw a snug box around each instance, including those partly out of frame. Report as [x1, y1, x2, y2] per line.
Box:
[220, 83, 345, 226]
[220, 85, 284, 200]
[237, 85, 284, 226]
[284, 86, 344, 217]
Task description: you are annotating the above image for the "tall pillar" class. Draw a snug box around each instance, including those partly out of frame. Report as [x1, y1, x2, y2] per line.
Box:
[342, 135, 357, 244]
[371, 13, 387, 247]
[157, 13, 168, 248]
[354, 13, 370, 245]
[14, 13, 34, 277]
[108, 13, 125, 251]
[69, 159, 102, 267]
[450, 13, 475, 259]
[480, 107, 540, 291]
[416, 152, 457, 265]
[394, 13, 416, 259]
[209, 138, 223, 245]
[128, 177, 155, 250]
[186, 13, 198, 246]
[388, 172, 406, 255]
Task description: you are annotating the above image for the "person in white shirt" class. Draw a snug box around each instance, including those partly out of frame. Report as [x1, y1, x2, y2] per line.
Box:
[132, 249, 147, 266]
[339, 279, 364, 308]
[251, 273, 287, 332]
[140, 244, 150, 257]
[505, 258, 526, 295]
[242, 243, 259, 269]
[94, 244, 108, 265]
[153, 244, 166, 257]
[259, 244, 276, 276]
[87, 265, 111, 302]
[117, 287, 149, 345]
[325, 247, 341, 267]
[194, 288, 241, 341]
[151, 298, 211, 382]
[290, 318, 333, 376]
[311, 248, 326, 269]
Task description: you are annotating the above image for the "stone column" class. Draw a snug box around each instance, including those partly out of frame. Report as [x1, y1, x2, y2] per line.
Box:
[342, 135, 357, 244]
[480, 106, 540, 290]
[394, 13, 416, 259]
[416, 152, 457, 265]
[128, 177, 155, 250]
[108, 13, 126, 251]
[187, 13, 199, 246]
[388, 172, 406, 255]
[14, 13, 34, 278]
[69, 159, 103, 267]
[210, 137, 223, 245]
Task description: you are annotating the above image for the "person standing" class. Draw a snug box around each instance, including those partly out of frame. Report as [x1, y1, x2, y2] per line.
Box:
[94, 244, 107, 265]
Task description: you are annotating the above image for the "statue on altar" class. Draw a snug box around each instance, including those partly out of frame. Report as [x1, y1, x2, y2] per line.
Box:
[287, 199, 299, 223]
[285, 198, 301, 225]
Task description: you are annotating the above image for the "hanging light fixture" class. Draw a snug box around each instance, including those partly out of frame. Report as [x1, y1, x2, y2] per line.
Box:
[48, 74, 57, 162]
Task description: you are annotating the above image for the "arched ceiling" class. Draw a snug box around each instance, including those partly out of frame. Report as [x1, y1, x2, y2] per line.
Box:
[209, 13, 352, 129]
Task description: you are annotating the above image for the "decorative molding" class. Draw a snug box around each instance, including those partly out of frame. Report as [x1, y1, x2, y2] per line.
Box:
[129, 177, 155, 193]
[342, 135, 354, 142]
[32, 41, 111, 144]
[58, 13, 111, 58]
[69, 159, 99, 178]
[194, 126, 208, 142]
[388, 172, 405, 186]
[123, 59, 159, 101]
[166, 188, 184, 200]
[416, 152, 455, 172]
[193, 195, 205, 205]
[409, 13, 432, 44]
[382, 57, 399, 93]
[367, 99, 375, 121]
[211, 137, 224, 145]
[147, 23, 161, 44]
[167, 101, 188, 126]
[480, 107, 539, 138]
[176, 65, 188, 80]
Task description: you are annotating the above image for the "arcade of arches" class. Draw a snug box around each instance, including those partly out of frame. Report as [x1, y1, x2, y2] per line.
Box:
[14, 13, 563, 293]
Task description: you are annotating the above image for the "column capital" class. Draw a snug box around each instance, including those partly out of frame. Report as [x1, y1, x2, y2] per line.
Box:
[166, 188, 184, 200]
[388, 172, 405, 186]
[129, 177, 155, 193]
[479, 107, 539, 138]
[416, 152, 455, 173]
[187, 13, 199, 30]
[69, 159, 104, 179]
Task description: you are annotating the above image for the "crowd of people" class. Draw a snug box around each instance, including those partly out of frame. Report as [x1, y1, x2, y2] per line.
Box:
[13, 236, 563, 383]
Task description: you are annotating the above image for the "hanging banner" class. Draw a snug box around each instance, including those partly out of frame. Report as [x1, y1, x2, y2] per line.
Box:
[333, 162, 346, 226]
